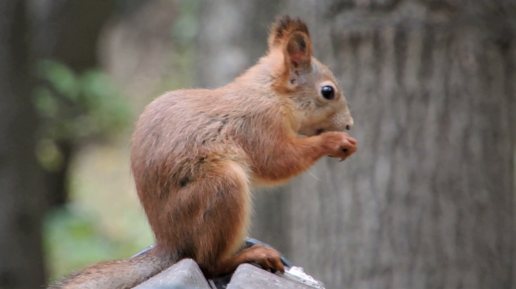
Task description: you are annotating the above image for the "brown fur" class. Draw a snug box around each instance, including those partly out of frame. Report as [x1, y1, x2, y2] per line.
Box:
[50, 15, 356, 289]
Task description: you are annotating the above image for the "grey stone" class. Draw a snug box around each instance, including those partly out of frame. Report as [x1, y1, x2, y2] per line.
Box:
[227, 264, 314, 289]
[133, 259, 211, 289]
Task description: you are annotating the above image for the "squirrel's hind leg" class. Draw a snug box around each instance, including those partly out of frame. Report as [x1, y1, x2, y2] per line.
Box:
[176, 160, 283, 278]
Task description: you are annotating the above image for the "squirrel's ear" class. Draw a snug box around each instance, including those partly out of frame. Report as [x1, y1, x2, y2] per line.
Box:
[268, 16, 312, 73]
[284, 31, 311, 70]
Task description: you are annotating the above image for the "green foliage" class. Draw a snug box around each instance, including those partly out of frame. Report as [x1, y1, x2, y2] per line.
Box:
[44, 206, 119, 279]
[33, 60, 132, 171]
[172, 0, 199, 45]
[45, 204, 152, 279]
[155, 0, 199, 92]
[34, 60, 131, 141]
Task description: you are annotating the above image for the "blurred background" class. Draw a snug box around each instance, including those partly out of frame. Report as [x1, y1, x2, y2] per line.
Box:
[0, 0, 515, 288]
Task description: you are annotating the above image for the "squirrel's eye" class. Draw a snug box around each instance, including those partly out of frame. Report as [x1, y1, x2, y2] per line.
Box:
[321, 86, 335, 100]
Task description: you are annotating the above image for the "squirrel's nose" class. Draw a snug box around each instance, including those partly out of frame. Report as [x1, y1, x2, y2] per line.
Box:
[345, 119, 354, 131]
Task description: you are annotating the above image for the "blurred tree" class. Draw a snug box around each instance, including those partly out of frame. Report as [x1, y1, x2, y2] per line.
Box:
[283, 1, 516, 288]
[30, 0, 116, 71]
[0, 0, 47, 288]
[197, 1, 283, 88]
[29, 0, 122, 207]
[199, 0, 516, 288]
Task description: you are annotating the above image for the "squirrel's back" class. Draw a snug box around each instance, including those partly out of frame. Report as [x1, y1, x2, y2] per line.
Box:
[131, 70, 288, 174]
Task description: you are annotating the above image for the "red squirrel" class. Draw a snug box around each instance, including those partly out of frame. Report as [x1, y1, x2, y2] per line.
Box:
[50, 15, 356, 289]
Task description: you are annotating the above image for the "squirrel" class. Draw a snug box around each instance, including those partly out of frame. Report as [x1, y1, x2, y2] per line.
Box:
[50, 15, 356, 289]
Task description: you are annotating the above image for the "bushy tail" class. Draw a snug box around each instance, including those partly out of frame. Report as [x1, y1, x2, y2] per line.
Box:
[48, 248, 177, 289]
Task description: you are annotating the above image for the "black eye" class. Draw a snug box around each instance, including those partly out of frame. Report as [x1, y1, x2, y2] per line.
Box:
[321, 86, 335, 100]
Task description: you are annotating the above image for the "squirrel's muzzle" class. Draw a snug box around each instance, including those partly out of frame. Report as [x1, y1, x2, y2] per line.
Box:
[345, 117, 354, 131]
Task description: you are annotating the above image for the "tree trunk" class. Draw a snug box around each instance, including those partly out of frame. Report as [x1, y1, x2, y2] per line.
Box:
[282, 1, 516, 288]
[0, 1, 47, 288]
[197, 1, 516, 288]
[29, 0, 116, 72]
[28, 0, 116, 207]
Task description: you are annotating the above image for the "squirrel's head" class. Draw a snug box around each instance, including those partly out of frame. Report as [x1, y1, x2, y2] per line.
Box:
[267, 16, 353, 136]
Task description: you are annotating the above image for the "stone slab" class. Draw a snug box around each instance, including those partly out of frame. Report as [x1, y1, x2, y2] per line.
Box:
[227, 264, 315, 289]
[133, 259, 211, 289]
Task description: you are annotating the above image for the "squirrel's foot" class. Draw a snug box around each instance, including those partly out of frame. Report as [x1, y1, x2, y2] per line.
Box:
[241, 245, 285, 273]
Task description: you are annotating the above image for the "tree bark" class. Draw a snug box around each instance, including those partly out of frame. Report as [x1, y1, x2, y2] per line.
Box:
[0, 1, 47, 288]
[283, 1, 516, 288]
[197, 1, 516, 288]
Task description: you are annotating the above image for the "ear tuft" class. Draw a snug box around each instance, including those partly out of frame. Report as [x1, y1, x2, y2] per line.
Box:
[268, 15, 310, 49]
[269, 15, 313, 93]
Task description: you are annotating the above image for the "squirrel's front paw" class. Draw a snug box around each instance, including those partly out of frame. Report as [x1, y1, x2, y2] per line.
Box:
[321, 132, 357, 161]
